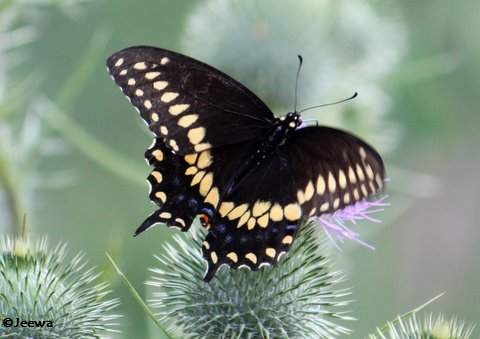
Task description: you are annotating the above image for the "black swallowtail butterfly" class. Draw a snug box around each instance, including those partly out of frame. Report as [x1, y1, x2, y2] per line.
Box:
[106, 46, 385, 281]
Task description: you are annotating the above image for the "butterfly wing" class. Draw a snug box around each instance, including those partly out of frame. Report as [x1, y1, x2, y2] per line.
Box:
[200, 126, 386, 281]
[285, 126, 385, 216]
[107, 46, 274, 155]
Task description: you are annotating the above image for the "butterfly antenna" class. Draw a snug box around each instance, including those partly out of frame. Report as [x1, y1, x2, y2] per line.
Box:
[294, 55, 303, 113]
[298, 92, 358, 114]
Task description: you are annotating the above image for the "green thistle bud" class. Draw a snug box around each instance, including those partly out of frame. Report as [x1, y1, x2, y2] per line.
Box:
[368, 313, 475, 339]
[0, 236, 120, 338]
[147, 222, 352, 339]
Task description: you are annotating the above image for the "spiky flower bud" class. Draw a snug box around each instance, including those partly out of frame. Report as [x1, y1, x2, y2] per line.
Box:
[369, 313, 475, 339]
[148, 223, 352, 339]
[0, 236, 119, 338]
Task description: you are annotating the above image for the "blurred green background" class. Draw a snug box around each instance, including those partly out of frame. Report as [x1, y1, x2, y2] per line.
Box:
[1, 0, 479, 338]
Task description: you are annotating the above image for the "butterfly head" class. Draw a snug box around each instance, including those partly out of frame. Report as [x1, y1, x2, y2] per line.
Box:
[279, 112, 302, 131]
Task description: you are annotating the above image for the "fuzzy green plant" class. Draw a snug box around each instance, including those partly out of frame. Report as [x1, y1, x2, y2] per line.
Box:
[147, 222, 352, 339]
[0, 235, 120, 338]
[369, 313, 475, 339]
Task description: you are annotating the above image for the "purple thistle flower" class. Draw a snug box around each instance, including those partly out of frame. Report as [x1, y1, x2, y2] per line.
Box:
[313, 195, 389, 250]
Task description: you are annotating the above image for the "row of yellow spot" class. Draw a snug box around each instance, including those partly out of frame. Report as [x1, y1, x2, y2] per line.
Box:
[183, 151, 303, 231]
[204, 241, 292, 265]
[296, 148, 383, 214]
[114, 56, 211, 153]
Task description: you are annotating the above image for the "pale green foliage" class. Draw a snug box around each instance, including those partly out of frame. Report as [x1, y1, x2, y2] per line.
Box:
[0, 237, 119, 338]
[368, 313, 475, 339]
[147, 222, 352, 339]
[182, 0, 406, 153]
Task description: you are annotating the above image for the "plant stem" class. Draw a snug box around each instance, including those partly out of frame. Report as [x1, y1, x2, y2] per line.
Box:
[106, 253, 175, 339]
[0, 150, 22, 234]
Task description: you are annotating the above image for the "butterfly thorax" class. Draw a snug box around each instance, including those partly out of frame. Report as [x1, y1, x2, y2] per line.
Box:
[260, 112, 302, 153]
[221, 112, 302, 197]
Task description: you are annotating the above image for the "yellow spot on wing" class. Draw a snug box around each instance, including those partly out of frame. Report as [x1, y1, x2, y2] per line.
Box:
[199, 172, 213, 196]
[353, 188, 360, 200]
[228, 203, 248, 220]
[282, 235, 293, 245]
[237, 210, 251, 228]
[169, 139, 179, 151]
[175, 218, 186, 227]
[155, 191, 166, 203]
[160, 126, 168, 135]
[184, 154, 197, 165]
[197, 150, 212, 169]
[297, 190, 305, 204]
[191, 170, 205, 186]
[269, 203, 283, 221]
[203, 241, 210, 249]
[219, 202, 234, 217]
[320, 202, 329, 212]
[159, 212, 171, 219]
[205, 187, 219, 208]
[361, 184, 368, 197]
[178, 114, 199, 128]
[144, 100, 152, 109]
[152, 149, 163, 161]
[356, 164, 365, 181]
[343, 193, 350, 204]
[151, 171, 162, 183]
[359, 147, 367, 159]
[127, 78, 136, 86]
[252, 201, 271, 217]
[194, 143, 211, 152]
[119, 69, 127, 75]
[153, 81, 168, 90]
[160, 57, 170, 65]
[185, 166, 198, 175]
[210, 251, 218, 264]
[114, 58, 124, 67]
[187, 127, 206, 145]
[169, 104, 189, 116]
[265, 248, 276, 258]
[161, 92, 179, 103]
[348, 166, 357, 184]
[227, 252, 238, 263]
[257, 214, 269, 228]
[328, 172, 336, 193]
[338, 170, 347, 189]
[333, 198, 340, 209]
[245, 253, 257, 264]
[304, 181, 314, 201]
[135, 89, 144, 96]
[145, 71, 160, 80]
[134, 62, 147, 70]
[284, 203, 301, 221]
[365, 163, 374, 180]
[151, 113, 159, 122]
[247, 217, 256, 230]
[316, 175, 325, 195]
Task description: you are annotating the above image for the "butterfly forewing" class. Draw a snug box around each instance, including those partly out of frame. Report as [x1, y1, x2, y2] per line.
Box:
[107, 46, 274, 155]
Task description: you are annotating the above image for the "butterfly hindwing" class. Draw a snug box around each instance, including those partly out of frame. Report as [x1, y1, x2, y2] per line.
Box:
[285, 126, 386, 218]
[196, 127, 385, 280]
[107, 46, 274, 155]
